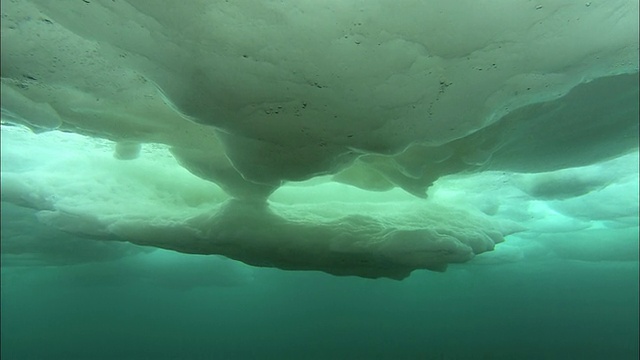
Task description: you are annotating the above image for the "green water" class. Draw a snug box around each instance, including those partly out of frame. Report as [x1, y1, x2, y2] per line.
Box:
[2, 218, 638, 359]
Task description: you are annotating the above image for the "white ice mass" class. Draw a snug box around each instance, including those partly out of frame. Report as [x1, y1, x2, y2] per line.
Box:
[1, 0, 638, 279]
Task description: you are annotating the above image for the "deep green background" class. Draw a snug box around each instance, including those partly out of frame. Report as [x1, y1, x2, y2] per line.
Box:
[2, 224, 638, 360]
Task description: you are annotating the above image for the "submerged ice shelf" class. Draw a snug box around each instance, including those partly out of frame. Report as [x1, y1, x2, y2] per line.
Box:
[1, 0, 638, 279]
[1, 125, 520, 279]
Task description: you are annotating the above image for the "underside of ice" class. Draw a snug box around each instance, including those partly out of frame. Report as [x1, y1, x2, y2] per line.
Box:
[1, 0, 638, 279]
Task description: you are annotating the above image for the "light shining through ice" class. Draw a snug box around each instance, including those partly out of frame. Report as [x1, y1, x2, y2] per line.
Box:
[1, 1, 638, 359]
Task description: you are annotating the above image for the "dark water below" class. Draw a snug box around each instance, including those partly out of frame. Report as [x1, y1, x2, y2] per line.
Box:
[1, 249, 638, 360]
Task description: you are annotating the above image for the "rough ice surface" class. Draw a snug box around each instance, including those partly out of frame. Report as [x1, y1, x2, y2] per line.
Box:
[1, 0, 638, 279]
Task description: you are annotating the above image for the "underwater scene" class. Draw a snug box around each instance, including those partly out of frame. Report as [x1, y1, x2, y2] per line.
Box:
[1, 1, 639, 359]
